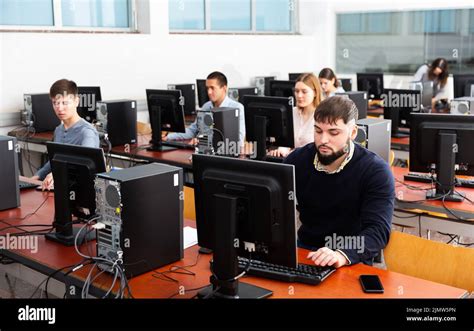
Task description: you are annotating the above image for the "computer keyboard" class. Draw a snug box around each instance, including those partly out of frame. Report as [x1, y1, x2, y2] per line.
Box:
[237, 256, 336, 285]
[19, 180, 39, 190]
[404, 172, 474, 188]
[162, 141, 196, 150]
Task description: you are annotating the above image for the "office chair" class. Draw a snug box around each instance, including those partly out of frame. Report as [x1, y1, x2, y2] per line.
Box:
[384, 230, 474, 293]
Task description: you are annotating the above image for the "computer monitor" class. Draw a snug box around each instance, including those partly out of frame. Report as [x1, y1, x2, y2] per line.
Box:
[45, 142, 106, 246]
[168, 83, 196, 115]
[241, 95, 295, 160]
[196, 79, 210, 108]
[357, 73, 384, 99]
[383, 89, 421, 138]
[289, 73, 306, 81]
[409, 113, 474, 202]
[453, 74, 474, 98]
[269, 80, 296, 101]
[193, 154, 296, 298]
[145, 89, 186, 151]
[339, 78, 352, 92]
[77, 86, 102, 123]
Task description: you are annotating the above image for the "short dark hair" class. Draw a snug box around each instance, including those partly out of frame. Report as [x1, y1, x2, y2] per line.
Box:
[314, 96, 358, 125]
[207, 71, 227, 87]
[49, 79, 78, 98]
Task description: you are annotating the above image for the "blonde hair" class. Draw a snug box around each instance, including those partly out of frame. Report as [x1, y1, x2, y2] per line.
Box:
[295, 73, 323, 109]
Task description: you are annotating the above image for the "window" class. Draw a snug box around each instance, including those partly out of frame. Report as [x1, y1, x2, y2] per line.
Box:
[210, 0, 251, 31]
[61, 0, 130, 28]
[411, 10, 457, 34]
[337, 12, 395, 35]
[169, 0, 295, 33]
[0, 0, 134, 31]
[0, 0, 54, 26]
[336, 8, 474, 75]
[169, 0, 205, 30]
[256, 0, 293, 32]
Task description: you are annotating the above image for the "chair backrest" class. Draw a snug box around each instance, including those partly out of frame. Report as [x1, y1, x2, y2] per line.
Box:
[384, 230, 474, 292]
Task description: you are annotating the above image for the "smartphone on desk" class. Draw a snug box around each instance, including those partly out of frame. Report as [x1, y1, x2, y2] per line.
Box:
[359, 275, 384, 293]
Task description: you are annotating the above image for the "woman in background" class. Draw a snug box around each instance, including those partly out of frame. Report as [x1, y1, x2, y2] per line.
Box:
[268, 73, 323, 157]
[413, 58, 449, 104]
[318, 68, 345, 98]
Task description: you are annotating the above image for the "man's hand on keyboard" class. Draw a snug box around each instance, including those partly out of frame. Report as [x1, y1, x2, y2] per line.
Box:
[307, 247, 348, 268]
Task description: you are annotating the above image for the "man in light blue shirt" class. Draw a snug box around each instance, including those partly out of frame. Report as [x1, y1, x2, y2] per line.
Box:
[32, 79, 100, 190]
[165, 71, 245, 147]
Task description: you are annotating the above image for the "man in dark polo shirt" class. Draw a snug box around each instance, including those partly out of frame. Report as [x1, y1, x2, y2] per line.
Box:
[284, 96, 394, 268]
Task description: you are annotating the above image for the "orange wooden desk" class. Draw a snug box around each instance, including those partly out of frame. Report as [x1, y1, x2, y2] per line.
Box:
[0, 189, 468, 299]
[392, 166, 474, 238]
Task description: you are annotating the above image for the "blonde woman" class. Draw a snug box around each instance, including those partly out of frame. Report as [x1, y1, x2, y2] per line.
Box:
[269, 73, 323, 157]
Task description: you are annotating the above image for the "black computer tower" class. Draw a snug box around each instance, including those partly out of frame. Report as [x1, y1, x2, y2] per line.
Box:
[355, 118, 391, 163]
[168, 84, 196, 115]
[0, 136, 20, 211]
[95, 99, 137, 147]
[95, 163, 184, 278]
[77, 86, 102, 122]
[336, 91, 368, 119]
[22, 93, 60, 132]
[196, 107, 240, 155]
[213, 107, 240, 152]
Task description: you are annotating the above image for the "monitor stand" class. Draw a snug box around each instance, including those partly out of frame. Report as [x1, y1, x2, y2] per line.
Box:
[147, 105, 178, 152]
[197, 194, 272, 299]
[427, 132, 465, 202]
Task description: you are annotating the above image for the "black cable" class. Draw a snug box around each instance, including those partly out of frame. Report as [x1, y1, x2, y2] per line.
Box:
[30, 260, 87, 299]
[441, 195, 474, 222]
[393, 213, 419, 219]
[0, 193, 52, 223]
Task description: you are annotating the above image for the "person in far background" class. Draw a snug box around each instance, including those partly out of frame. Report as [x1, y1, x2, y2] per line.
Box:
[413, 58, 449, 107]
[318, 68, 345, 98]
[268, 73, 323, 158]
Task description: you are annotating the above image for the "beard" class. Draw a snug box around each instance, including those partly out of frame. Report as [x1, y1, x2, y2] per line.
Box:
[316, 139, 350, 166]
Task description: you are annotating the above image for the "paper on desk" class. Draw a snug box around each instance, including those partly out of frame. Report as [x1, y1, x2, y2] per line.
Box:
[183, 226, 198, 249]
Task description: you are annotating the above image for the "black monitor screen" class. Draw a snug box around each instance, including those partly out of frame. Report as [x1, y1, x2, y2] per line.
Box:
[409, 113, 474, 176]
[409, 113, 474, 201]
[269, 80, 296, 100]
[453, 74, 474, 98]
[357, 73, 384, 99]
[77, 86, 102, 123]
[193, 154, 297, 268]
[46, 142, 106, 246]
[196, 79, 210, 108]
[168, 84, 196, 115]
[383, 88, 421, 137]
[289, 73, 306, 81]
[242, 95, 294, 159]
[146, 89, 185, 133]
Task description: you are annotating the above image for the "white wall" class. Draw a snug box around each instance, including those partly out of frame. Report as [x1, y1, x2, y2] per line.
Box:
[0, 0, 471, 126]
[0, 0, 323, 121]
